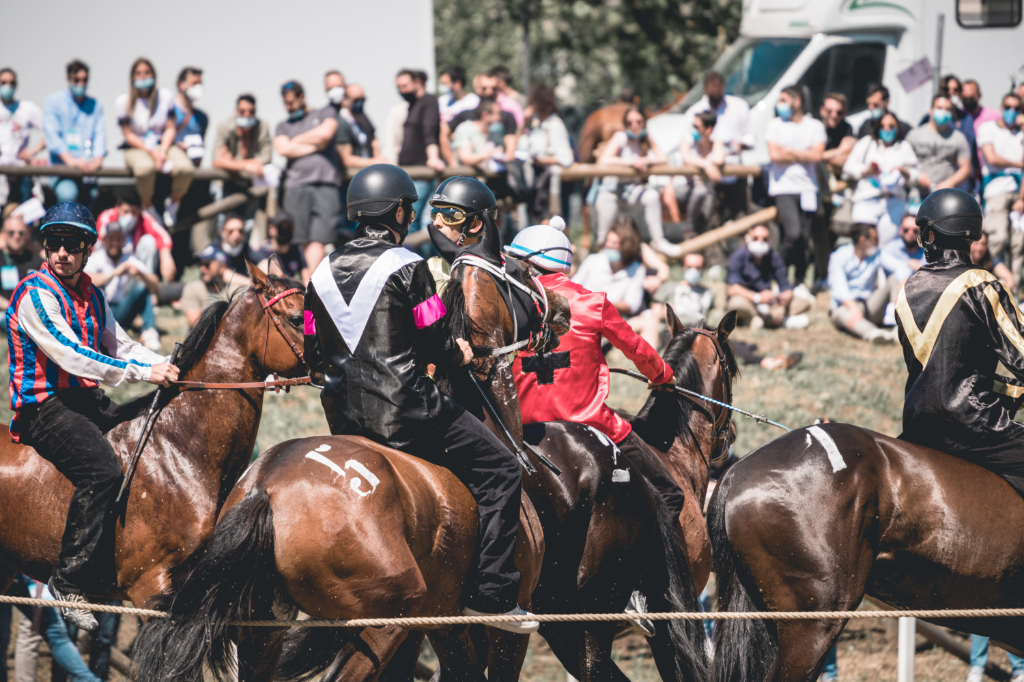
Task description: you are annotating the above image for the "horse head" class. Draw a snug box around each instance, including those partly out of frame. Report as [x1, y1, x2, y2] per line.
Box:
[243, 258, 308, 380]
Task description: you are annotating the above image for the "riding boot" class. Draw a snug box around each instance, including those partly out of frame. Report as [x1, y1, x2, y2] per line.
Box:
[616, 431, 686, 519]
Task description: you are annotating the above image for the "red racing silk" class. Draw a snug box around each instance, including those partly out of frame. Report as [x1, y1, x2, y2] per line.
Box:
[512, 272, 673, 444]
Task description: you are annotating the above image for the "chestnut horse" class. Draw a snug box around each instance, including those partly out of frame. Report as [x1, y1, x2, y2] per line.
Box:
[0, 261, 308, 607]
[709, 421, 1024, 682]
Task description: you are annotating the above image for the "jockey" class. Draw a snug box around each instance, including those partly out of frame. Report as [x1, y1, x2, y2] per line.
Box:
[6, 201, 178, 631]
[302, 165, 539, 633]
[896, 188, 1024, 498]
[424, 176, 496, 292]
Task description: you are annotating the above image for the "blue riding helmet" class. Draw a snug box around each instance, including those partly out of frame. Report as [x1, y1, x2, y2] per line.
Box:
[39, 201, 98, 243]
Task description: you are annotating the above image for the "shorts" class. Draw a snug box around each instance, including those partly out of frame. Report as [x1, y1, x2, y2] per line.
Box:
[282, 183, 341, 246]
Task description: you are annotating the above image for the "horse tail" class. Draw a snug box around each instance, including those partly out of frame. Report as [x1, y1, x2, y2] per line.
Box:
[639, 483, 709, 682]
[708, 475, 777, 682]
[131, 488, 278, 682]
[275, 624, 365, 682]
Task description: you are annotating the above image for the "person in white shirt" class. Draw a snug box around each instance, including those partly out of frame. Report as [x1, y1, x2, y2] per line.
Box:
[766, 85, 827, 286]
[843, 111, 919, 245]
[438, 66, 480, 126]
[667, 110, 724, 234]
[0, 68, 45, 206]
[978, 92, 1024, 283]
[572, 215, 649, 317]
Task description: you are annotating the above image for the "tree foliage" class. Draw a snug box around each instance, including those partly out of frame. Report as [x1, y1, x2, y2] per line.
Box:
[434, 0, 742, 107]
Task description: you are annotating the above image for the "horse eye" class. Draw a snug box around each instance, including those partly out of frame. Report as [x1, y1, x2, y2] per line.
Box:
[288, 313, 304, 328]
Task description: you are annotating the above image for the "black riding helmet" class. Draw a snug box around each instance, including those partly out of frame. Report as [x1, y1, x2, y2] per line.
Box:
[429, 176, 497, 226]
[346, 164, 419, 233]
[916, 188, 983, 242]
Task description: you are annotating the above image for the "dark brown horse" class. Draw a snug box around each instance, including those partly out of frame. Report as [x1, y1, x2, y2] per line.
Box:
[709, 422, 1024, 682]
[0, 261, 308, 607]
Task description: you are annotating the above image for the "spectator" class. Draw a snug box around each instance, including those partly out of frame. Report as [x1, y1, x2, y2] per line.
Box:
[489, 66, 525, 129]
[967, 636, 1023, 682]
[335, 84, 385, 175]
[213, 94, 272, 177]
[843, 111, 919, 245]
[682, 70, 753, 222]
[438, 66, 480, 125]
[882, 213, 925, 272]
[447, 73, 517, 165]
[84, 221, 162, 351]
[855, 83, 911, 139]
[766, 85, 827, 285]
[171, 67, 207, 169]
[827, 222, 912, 344]
[254, 211, 310, 282]
[667, 110, 723, 234]
[573, 215, 649, 317]
[970, 232, 1014, 291]
[273, 80, 340, 269]
[96, 189, 175, 280]
[978, 91, 1023, 282]
[452, 99, 508, 170]
[821, 93, 856, 173]
[344, 84, 380, 157]
[395, 68, 443, 231]
[181, 243, 249, 326]
[0, 68, 45, 207]
[0, 213, 42, 329]
[381, 98, 408, 164]
[670, 253, 715, 328]
[17, 576, 102, 682]
[324, 69, 346, 112]
[961, 79, 1001, 182]
[517, 83, 574, 218]
[43, 60, 106, 205]
[815, 92, 857, 288]
[596, 107, 678, 256]
[725, 223, 811, 330]
[942, 75, 964, 114]
[116, 57, 194, 224]
[218, 213, 259, 277]
[906, 94, 972, 198]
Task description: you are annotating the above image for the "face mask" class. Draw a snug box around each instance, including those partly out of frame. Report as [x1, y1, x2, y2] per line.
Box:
[864, 246, 879, 257]
[747, 240, 770, 257]
[869, 107, 885, 120]
[118, 213, 136, 231]
[951, 95, 964, 110]
[690, 130, 701, 143]
[708, 95, 723, 110]
[879, 128, 897, 144]
[1004, 108, 1020, 127]
[438, 84, 452, 97]
[0, 85, 14, 102]
[625, 129, 647, 141]
[236, 116, 256, 129]
[327, 87, 345, 105]
[70, 83, 87, 98]
[185, 84, 203, 102]
[932, 109, 953, 128]
[288, 108, 306, 122]
[962, 97, 978, 112]
[603, 248, 622, 263]
[221, 240, 244, 257]
[775, 102, 792, 121]
[351, 99, 365, 115]
[683, 268, 702, 285]
[400, 90, 418, 104]
[133, 77, 155, 91]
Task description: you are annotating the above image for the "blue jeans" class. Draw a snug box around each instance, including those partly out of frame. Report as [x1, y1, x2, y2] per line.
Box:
[109, 281, 155, 331]
[42, 607, 102, 682]
[88, 610, 121, 680]
[699, 587, 714, 639]
[971, 635, 1024, 673]
[823, 644, 838, 679]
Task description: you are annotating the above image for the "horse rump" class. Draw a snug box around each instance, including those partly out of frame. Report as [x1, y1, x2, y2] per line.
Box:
[131, 488, 278, 682]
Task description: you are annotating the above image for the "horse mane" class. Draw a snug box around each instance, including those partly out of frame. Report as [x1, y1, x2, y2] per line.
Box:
[440, 268, 487, 349]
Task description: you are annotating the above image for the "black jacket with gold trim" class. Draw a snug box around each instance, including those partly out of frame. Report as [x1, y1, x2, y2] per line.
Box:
[896, 250, 1024, 454]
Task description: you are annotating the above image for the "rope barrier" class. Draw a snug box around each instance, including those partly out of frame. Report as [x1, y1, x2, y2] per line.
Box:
[3, 595, 1020, 628]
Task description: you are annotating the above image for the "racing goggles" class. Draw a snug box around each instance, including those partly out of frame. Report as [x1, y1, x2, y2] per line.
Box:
[43, 235, 88, 254]
[431, 205, 469, 226]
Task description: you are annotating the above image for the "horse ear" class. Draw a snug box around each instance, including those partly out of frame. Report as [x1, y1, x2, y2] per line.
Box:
[266, 253, 285, 278]
[428, 223, 460, 264]
[717, 309, 738, 341]
[246, 260, 268, 289]
[664, 304, 682, 337]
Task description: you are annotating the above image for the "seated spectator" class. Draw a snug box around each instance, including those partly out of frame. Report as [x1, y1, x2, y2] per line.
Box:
[254, 212, 310, 282]
[0, 68, 45, 207]
[971, 232, 1015, 291]
[116, 58, 194, 225]
[213, 94, 272, 178]
[453, 99, 508, 170]
[438, 66, 480, 127]
[726, 224, 811, 330]
[181, 243, 249, 326]
[43, 60, 106, 205]
[596, 107, 677, 256]
[273, 80, 340, 269]
[856, 83, 911, 139]
[218, 213, 259, 277]
[670, 253, 715, 328]
[85, 222, 162, 351]
[978, 91, 1023, 283]
[0, 213, 42, 329]
[844, 112, 919, 245]
[96, 189, 176, 281]
[882, 213, 925, 271]
[489, 65, 525, 130]
[517, 84, 574, 219]
[573, 215, 649, 317]
[171, 67, 207, 170]
[906, 94, 972, 196]
[666, 110, 723, 234]
[827, 222, 912, 344]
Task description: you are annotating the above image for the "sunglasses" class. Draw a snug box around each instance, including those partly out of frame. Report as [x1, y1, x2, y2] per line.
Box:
[44, 235, 87, 254]
[431, 205, 467, 226]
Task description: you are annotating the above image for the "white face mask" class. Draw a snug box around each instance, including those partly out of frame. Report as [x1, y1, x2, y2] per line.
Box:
[747, 240, 770, 257]
[185, 84, 203, 103]
[327, 86, 345, 105]
[864, 246, 879, 257]
[683, 268, 702, 285]
[221, 240, 245, 257]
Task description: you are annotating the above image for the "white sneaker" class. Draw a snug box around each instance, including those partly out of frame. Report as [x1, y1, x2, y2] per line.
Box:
[966, 666, 984, 682]
[793, 283, 816, 303]
[749, 315, 765, 331]
[140, 328, 161, 352]
[163, 198, 180, 228]
[48, 577, 98, 632]
[625, 590, 655, 637]
[883, 302, 896, 327]
[462, 605, 539, 634]
[868, 328, 895, 345]
[651, 238, 683, 259]
[784, 314, 810, 330]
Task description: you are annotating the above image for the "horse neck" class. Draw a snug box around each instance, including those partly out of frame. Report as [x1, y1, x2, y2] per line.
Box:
[632, 380, 713, 496]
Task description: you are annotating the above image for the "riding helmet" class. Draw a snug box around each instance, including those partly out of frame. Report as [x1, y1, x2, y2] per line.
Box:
[506, 216, 573, 274]
[346, 164, 419, 221]
[429, 176, 497, 218]
[915, 188, 982, 242]
[39, 201, 98, 243]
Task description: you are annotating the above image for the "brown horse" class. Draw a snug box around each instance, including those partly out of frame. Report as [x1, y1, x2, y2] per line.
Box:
[0, 261, 307, 608]
[709, 423, 1024, 682]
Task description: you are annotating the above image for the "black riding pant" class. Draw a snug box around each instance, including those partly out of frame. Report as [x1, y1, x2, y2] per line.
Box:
[775, 193, 815, 285]
[407, 407, 524, 614]
[20, 387, 125, 593]
[617, 431, 686, 519]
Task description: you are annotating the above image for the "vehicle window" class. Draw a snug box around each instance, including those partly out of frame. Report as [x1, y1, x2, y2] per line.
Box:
[957, 0, 1021, 27]
[678, 38, 810, 110]
[799, 43, 886, 116]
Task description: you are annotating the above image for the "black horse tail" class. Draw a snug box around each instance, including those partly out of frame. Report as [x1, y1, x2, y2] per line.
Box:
[708, 475, 777, 682]
[131, 488, 279, 682]
[275, 622, 366, 682]
[639, 483, 709, 682]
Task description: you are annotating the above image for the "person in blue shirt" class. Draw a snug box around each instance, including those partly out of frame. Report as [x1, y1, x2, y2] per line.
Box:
[828, 221, 913, 343]
[42, 60, 106, 206]
[882, 212, 925, 272]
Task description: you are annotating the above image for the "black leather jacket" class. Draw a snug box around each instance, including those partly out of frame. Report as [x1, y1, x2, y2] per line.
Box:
[896, 250, 1024, 453]
[304, 226, 464, 451]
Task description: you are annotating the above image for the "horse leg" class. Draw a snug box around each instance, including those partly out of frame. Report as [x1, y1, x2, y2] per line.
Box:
[539, 624, 584, 680]
[578, 621, 630, 682]
[483, 630, 531, 682]
[426, 627, 487, 682]
[766, 620, 846, 682]
[237, 626, 288, 682]
[376, 630, 427, 682]
[321, 626, 412, 682]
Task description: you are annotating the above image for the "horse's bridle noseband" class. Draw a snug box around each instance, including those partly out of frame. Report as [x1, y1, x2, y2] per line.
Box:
[257, 288, 305, 367]
[684, 328, 733, 464]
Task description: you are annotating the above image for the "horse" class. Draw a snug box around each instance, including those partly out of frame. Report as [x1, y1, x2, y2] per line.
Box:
[130, 233, 574, 682]
[708, 421, 1024, 682]
[0, 260, 308, 608]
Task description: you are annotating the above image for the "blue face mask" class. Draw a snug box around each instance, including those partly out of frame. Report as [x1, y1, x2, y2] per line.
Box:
[625, 129, 647, 141]
[235, 116, 256, 129]
[932, 109, 953, 128]
[603, 248, 622, 263]
[70, 84, 87, 98]
[133, 77, 155, 91]
[870, 107, 885, 120]
[690, 129, 701, 143]
[488, 122, 505, 135]
[879, 128, 897, 144]
[288, 108, 306, 122]
[0, 85, 14, 102]
[775, 102, 792, 121]
[1004, 108, 1020, 127]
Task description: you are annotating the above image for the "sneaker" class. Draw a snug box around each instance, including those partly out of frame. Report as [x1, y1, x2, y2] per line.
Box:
[783, 313, 810, 330]
[793, 283, 816, 303]
[140, 328, 161, 352]
[883, 302, 897, 327]
[749, 315, 765, 332]
[462, 605, 539, 634]
[625, 590, 655, 637]
[868, 328, 895, 345]
[163, 198, 180, 228]
[966, 666, 984, 682]
[48, 577, 98, 632]
[651, 238, 683, 259]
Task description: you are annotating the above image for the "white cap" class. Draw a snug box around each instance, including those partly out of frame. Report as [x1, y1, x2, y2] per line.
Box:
[506, 219, 573, 273]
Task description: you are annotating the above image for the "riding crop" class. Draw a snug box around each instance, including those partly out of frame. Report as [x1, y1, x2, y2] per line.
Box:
[608, 367, 792, 432]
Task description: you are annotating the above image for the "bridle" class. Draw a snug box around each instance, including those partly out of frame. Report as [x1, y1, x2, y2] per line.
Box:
[677, 328, 733, 466]
[257, 287, 305, 368]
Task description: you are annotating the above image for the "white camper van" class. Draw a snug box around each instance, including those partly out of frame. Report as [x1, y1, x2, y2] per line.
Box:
[652, 0, 1023, 164]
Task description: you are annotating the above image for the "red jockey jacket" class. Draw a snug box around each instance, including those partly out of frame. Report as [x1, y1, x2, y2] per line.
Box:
[512, 272, 673, 443]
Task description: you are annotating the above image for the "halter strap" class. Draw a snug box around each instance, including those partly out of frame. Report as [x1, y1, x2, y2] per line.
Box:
[263, 288, 303, 309]
[257, 288, 305, 366]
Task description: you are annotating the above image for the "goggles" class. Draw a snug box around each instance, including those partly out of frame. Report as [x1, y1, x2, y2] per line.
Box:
[431, 205, 469, 226]
[43, 235, 88, 254]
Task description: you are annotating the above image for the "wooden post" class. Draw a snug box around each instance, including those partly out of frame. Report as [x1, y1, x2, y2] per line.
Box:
[675, 206, 778, 257]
